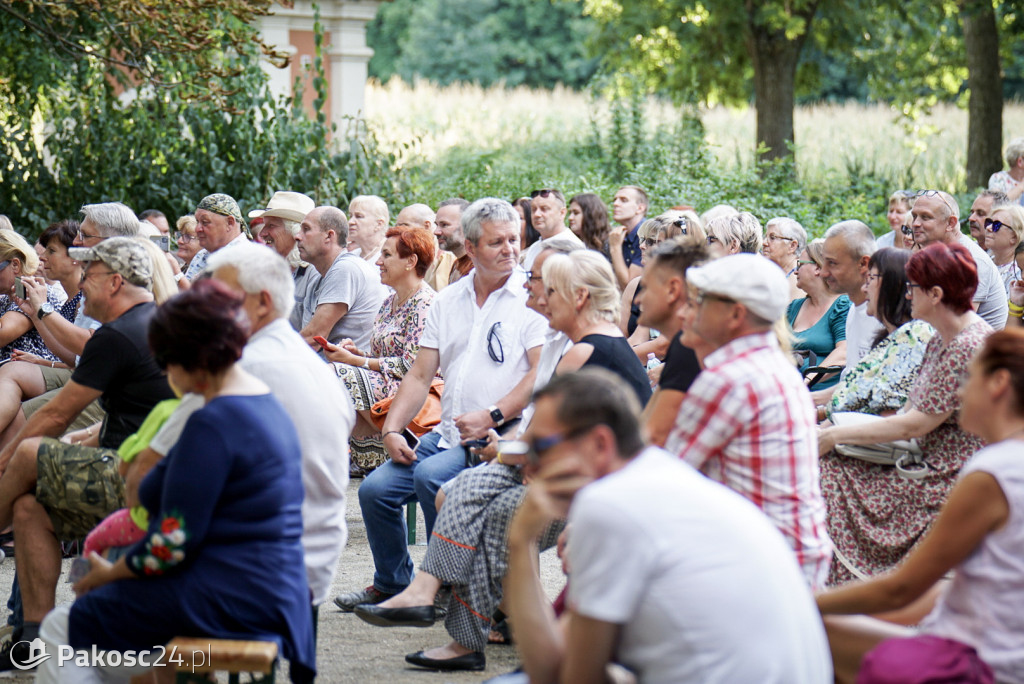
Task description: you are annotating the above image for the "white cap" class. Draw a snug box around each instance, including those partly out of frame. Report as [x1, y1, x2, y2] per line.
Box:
[686, 253, 790, 322]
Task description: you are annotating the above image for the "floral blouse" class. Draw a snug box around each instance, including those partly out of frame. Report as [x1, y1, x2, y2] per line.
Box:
[0, 286, 70, 362]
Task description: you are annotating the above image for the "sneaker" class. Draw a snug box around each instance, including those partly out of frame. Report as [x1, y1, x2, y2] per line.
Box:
[333, 586, 395, 612]
[0, 632, 38, 672]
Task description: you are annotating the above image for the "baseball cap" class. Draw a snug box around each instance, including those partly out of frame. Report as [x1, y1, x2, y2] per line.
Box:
[686, 253, 789, 322]
[69, 237, 153, 289]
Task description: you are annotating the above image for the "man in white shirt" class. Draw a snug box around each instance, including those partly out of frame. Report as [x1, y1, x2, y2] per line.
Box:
[520, 188, 582, 271]
[209, 243, 355, 611]
[912, 190, 1008, 329]
[335, 198, 547, 611]
[505, 369, 832, 684]
[816, 220, 885, 405]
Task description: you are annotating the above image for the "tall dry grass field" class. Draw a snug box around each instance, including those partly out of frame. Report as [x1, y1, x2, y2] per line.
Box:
[365, 79, 1024, 189]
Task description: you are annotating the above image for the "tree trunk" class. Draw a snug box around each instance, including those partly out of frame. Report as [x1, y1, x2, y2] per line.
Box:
[744, 2, 818, 170]
[961, 0, 1003, 190]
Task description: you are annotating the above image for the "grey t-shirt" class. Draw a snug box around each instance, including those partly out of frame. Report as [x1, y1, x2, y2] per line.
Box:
[301, 251, 387, 349]
[959, 235, 1008, 330]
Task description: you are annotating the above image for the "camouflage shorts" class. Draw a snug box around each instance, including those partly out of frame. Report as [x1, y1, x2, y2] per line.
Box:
[36, 438, 125, 540]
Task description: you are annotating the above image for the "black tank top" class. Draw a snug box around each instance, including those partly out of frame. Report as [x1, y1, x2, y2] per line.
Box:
[579, 334, 653, 405]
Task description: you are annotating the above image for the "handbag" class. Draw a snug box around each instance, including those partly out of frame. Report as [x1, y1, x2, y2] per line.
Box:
[370, 378, 444, 436]
[831, 412, 928, 481]
[857, 635, 994, 684]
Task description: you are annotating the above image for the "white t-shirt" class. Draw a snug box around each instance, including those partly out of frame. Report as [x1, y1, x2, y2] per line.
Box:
[958, 234, 1008, 330]
[521, 229, 584, 271]
[240, 318, 355, 605]
[843, 299, 885, 378]
[921, 440, 1024, 683]
[568, 448, 832, 684]
[876, 231, 896, 248]
[419, 269, 548, 448]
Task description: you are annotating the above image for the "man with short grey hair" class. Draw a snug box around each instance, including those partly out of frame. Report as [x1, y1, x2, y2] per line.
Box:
[818, 220, 885, 397]
[521, 188, 582, 271]
[295, 206, 386, 350]
[911, 190, 1007, 329]
[209, 242, 355, 612]
[335, 197, 548, 613]
[967, 189, 1009, 250]
[76, 203, 140, 248]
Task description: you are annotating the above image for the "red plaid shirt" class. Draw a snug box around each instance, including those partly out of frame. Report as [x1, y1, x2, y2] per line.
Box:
[667, 331, 832, 589]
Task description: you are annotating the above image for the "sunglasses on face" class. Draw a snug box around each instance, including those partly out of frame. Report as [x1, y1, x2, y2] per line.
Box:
[901, 225, 913, 236]
[985, 218, 1008, 233]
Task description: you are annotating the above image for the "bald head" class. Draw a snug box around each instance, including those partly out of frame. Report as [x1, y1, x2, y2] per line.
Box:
[397, 204, 435, 231]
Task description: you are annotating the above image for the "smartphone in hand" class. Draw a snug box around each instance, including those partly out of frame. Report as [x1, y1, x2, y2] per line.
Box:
[312, 335, 331, 349]
[14, 277, 24, 300]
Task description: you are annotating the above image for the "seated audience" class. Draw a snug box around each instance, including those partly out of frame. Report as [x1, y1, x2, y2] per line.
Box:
[988, 136, 1024, 204]
[818, 242, 992, 584]
[985, 203, 1024, 293]
[174, 214, 200, 272]
[347, 194, 389, 262]
[764, 216, 807, 300]
[512, 197, 539, 250]
[817, 330, 1024, 684]
[325, 226, 436, 475]
[788, 238, 849, 390]
[704, 210, 763, 258]
[967, 189, 1006, 251]
[504, 369, 832, 684]
[37, 280, 315, 683]
[522, 188, 582, 271]
[0, 229, 63, 362]
[823, 247, 934, 421]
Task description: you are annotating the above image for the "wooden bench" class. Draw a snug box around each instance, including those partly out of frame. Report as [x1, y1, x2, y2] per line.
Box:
[167, 637, 277, 684]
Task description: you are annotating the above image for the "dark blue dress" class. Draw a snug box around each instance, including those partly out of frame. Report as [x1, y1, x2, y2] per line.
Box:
[68, 394, 315, 681]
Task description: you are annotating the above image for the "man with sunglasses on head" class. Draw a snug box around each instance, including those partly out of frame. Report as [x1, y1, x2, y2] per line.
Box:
[912, 189, 1008, 329]
[505, 369, 832, 684]
[520, 188, 582, 271]
[666, 253, 833, 590]
[334, 198, 548, 613]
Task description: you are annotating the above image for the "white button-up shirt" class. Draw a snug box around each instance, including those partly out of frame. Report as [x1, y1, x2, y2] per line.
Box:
[420, 269, 548, 447]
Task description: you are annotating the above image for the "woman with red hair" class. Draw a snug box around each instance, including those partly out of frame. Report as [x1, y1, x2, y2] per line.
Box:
[324, 226, 436, 475]
[818, 242, 993, 585]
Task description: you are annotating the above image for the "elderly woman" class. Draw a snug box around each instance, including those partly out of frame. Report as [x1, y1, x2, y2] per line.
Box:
[348, 194, 389, 263]
[173, 215, 200, 272]
[764, 217, 807, 300]
[0, 228, 63, 362]
[818, 330, 1024, 684]
[988, 136, 1024, 203]
[824, 247, 934, 421]
[705, 211, 763, 258]
[545, 250, 651, 404]
[788, 238, 849, 389]
[984, 203, 1024, 293]
[818, 242, 992, 585]
[323, 226, 436, 475]
[567, 193, 611, 257]
[41, 279, 315, 683]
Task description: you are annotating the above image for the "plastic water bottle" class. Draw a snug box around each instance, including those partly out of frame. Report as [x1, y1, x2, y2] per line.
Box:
[646, 352, 660, 371]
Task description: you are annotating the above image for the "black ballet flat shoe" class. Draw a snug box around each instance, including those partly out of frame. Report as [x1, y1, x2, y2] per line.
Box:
[354, 603, 436, 628]
[405, 649, 486, 672]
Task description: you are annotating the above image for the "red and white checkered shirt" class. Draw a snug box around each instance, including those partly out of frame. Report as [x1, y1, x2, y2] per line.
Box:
[666, 331, 832, 589]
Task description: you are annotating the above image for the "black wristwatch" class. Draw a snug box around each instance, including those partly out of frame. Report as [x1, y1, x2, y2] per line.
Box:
[488, 405, 505, 427]
[37, 302, 55, 320]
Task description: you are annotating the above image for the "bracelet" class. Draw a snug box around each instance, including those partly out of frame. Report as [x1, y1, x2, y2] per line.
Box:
[382, 430, 403, 439]
[1012, 310, 1024, 319]
[363, 356, 370, 369]
[50, 360, 55, 368]
[173, 272, 185, 282]
[496, 453, 504, 465]
[1010, 302, 1024, 313]
[85, 427, 93, 437]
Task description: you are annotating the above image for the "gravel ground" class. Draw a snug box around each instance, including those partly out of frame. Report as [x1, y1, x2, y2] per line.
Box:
[0, 478, 565, 683]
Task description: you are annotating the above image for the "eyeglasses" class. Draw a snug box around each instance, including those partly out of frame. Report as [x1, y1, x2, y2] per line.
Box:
[766, 233, 796, 243]
[174, 232, 196, 244]
[985, 218, 1008, 233]
[77, 229, 102, 241]
[81, 269, 117, 284]
[524, 270, 543, 283]
[916, 190, 957, 215]
[640, 236, 659, 247]
[695, 289, 735, 306]
[905, 281, 923, 296]
[706, 235, 719, 245]
[866, 272, 882, 282]
[487, 321, 504, 364]
[500, 426, 595, 465]
[0, 260, 9, 272]
[901, 225, 913, 236]
[672, 217, 688, 235]
[797, 259, 817, 267]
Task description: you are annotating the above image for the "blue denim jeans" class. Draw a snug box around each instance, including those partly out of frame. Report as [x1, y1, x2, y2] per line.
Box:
[357, 432, 468, 593]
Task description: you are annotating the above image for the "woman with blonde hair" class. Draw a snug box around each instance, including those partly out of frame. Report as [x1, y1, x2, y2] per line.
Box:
[0, 228, 64, 362]
[984, 202, 1024, 293]
[134, 237, 178, 304]
[174, 215, 201, 273]
[543, 250, 651, 404]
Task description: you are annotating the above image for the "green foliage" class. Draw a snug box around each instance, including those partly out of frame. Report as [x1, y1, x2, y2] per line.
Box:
[0, 4, 404, 235]
[367, 0, 598, 89]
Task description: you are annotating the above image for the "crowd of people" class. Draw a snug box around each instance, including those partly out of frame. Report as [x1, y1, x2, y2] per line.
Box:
[0, 173, 1021, 683]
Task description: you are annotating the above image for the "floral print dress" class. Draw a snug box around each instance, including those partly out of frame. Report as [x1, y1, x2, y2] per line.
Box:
[0, 287, 73, 362]
[821, 318, 991, 585]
